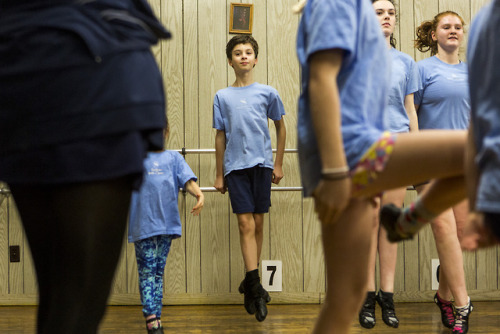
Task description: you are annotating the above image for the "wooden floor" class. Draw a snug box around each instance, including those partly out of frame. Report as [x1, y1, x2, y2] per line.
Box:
[0, 302, 499, 333]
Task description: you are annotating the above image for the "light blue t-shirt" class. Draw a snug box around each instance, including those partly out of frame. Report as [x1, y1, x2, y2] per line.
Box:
[128, 150, 197, 243]
[296, 0, 390, 196]
[468, 0, 500, 213]
[415, 56, 470, 129]
[213, 82, 285, 176]
[386, 48, 421, 132]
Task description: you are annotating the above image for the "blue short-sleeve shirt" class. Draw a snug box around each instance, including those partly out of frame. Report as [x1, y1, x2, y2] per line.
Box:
[386, 48, 421, 132]
[468, 0, 500, 213]
[128, 151, 197, 243]
[414, 56, 470, 130]
[296, 0, 390, 196]
[213, 82, 285, 176]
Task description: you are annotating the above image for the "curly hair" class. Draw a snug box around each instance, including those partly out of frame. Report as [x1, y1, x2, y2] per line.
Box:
[415, 11, 465, 55]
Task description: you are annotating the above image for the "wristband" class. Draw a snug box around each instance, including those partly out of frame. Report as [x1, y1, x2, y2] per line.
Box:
[321, 166, 349, 175]
[321, 171, 350, 181]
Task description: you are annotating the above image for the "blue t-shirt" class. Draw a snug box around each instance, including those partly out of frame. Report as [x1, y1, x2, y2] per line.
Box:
[415, 56, 470, 130]
[296, 0, 390, 196]
[386, 48, 421, 132]
[128, 150, 197, 243]
[213, 82, 285, 176]
[468, 0, 500, 213]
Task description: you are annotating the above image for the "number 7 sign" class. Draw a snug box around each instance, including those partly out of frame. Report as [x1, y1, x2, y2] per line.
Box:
[261, 260, 282, 292]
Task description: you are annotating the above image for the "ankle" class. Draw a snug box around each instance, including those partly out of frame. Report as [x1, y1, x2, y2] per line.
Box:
[455, 297, 471, 312]
[436, 291, 452, 304]
[145, 316, 159, 330]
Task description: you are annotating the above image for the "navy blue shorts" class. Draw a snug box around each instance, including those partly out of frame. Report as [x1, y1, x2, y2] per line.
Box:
[225, 166, 272, 214]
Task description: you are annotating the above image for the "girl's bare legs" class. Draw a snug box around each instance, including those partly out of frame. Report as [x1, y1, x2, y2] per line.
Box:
[366, 199, 381, 293]
[358, 200, 379, 329]
[356, 130, 466, 203]
[430, 201, 469, 306]
[357, 131, 467, 240]
[313, 198, 375, 334]
[365, 190, 404, 293]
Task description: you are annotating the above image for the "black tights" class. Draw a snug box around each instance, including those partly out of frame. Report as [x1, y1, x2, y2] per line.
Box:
[10, 177, 133, 334]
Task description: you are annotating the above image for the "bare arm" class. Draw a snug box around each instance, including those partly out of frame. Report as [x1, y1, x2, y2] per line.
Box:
[214, 129, 227, 194]
[272, 118, 286, 184]
[308, 49, 351, 224]
[404, 94, 419, 132]
[184, 179, 204, 216]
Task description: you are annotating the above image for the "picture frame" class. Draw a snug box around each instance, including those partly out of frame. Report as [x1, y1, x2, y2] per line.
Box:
[229, 3, 253, 34]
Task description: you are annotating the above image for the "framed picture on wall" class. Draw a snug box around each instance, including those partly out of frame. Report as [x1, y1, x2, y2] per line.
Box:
[229, 3, 253, 34]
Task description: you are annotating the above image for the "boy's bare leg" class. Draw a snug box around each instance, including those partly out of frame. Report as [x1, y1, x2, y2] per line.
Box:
[313, 198, 375, 334]
[237, 213, 258, 271]
[253, 213, 265, 266]
[237, 212, 269, 321]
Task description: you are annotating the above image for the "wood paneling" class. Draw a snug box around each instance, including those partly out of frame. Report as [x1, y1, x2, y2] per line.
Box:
[0, 186, 8, 295]
[1, 0, 499, 306]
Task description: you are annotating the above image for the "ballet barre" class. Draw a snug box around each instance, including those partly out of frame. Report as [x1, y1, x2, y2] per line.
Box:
[198, 186, 302, 192]
[175, 148, 298, 155]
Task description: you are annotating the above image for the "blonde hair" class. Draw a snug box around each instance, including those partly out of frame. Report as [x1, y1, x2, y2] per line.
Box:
[293, 0, 307, 14]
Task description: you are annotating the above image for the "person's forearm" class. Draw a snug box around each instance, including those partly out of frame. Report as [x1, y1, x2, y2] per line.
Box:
[215, 130, 226, 177]
[309, 51, 347, 170]
[185, 180, 202, 198]
[405, 95, 419, 132]
[274, 120, 286, 168]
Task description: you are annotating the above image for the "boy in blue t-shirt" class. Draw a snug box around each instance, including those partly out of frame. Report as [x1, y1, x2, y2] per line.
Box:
[213, 35, 286, 322]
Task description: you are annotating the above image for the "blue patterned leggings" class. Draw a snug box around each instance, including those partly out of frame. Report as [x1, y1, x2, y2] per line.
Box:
[134, 235, 173, 317]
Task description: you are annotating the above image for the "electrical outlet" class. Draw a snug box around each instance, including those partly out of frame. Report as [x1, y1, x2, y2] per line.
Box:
[9, 245, 20, 263]
[432, 259, 440, 290]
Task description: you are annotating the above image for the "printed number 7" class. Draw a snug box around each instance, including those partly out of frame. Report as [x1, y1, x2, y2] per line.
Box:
[267, 265, 277, 286]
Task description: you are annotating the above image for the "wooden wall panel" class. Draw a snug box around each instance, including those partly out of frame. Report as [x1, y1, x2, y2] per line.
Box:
[112, 235, 128, 295]
[398, 0, 416, 58]
[183, 0, 202, 294]
[414, 0, 439, 61]
[126, 239, 139, 294]
[162, 0, 187, 296]
[198, 0, 231, 294]
[8, 199, 23, 294]
[0, 188, 8, 295]
[267, 0, 302, 295]
[303, 198, 325, 294]
[402, 190, 420, 292]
